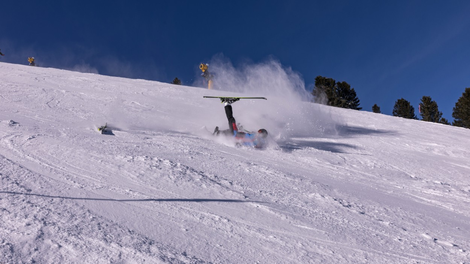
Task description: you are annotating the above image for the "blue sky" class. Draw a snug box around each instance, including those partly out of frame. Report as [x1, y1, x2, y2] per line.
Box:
[1, 1, 469, 121]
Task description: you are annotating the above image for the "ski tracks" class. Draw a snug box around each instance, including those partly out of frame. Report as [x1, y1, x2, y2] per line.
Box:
[0, 155, 209, 264]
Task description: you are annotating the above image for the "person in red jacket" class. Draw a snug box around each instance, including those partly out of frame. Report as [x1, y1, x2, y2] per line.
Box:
[213, 98, 268, 148]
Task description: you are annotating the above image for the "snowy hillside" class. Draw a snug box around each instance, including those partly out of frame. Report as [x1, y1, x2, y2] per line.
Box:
[1, 62, 469, 264]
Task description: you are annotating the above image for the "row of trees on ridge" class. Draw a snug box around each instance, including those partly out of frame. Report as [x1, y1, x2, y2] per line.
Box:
[312, 75, 470, 129]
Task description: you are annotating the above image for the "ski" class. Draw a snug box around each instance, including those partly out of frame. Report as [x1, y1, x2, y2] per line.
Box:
[203, 96, 266, 104]
[98, 123, 107, 134]
[203, 96, 267, 100]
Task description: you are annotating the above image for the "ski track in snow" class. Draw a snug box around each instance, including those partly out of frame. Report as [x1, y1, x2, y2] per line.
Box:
[1, 62, 470, 263]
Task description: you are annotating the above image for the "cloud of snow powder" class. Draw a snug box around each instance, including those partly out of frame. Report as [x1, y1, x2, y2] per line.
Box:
[196, 54, 340, 141]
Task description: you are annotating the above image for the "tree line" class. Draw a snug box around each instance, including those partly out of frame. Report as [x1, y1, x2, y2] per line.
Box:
[312, 75, 470, 129]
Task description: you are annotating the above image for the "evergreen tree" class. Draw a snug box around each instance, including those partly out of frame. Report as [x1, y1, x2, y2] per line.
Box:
[393, 98, 416, 119]
[419, 96, 443, 123]
[312, 76, 361, 110]
[334, 81, 362, 110]
[372, 104, 381, 113]
[172, 77, 182, 85]
[452, 87, 470, 128]
[312, 76, 336, 105]
[439, 118, 450, 125]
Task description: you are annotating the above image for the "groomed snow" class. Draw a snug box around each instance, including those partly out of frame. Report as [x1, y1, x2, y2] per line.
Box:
[1, 62, 469, 263]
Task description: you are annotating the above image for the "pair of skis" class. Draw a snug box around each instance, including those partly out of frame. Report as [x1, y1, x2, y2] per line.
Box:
[203, 96, 266, 104]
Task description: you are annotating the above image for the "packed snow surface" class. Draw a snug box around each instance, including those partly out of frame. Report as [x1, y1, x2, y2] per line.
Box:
[1, 62, 469, 263]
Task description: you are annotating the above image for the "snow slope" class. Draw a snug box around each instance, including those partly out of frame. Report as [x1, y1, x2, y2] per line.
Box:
[1, 62, 469, 263]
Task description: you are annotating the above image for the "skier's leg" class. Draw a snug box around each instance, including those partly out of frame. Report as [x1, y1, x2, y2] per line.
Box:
[224, 105, 238, 133]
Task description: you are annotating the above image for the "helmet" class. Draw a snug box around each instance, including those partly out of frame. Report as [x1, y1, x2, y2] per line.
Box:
[257, 129, 268, 138]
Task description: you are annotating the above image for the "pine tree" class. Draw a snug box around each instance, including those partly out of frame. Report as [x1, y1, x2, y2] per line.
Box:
[452, 87, 470, 128]
[393, 98, 416, 119]
[439, 118, 450, 125]
[372, 104, 381, 113]
[334, 82, 362, 110]
[172, 77, 182, 85]
[312, 76, 336, 105]
[419, 96, 443, 123]
[312, 76, 361, 110]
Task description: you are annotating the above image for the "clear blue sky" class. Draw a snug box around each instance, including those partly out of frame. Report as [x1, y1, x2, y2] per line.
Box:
[1, 1, 469, 121]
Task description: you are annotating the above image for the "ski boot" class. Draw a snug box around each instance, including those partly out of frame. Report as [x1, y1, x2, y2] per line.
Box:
[220, 98, 240, 104]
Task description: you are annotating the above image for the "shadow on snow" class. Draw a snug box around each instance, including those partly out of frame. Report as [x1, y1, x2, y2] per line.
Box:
[335, 125, 397, 137]
[278, 125, 397, 153]
[0, 191, 259, 203]
[278, 140, 358, 153]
